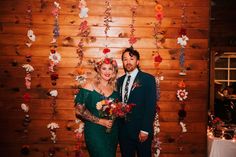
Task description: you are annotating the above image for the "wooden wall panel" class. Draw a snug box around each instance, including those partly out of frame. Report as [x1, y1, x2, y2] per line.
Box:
[0, 0, 209, 157]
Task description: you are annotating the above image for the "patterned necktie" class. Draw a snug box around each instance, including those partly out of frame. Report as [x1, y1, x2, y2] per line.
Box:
[124, 75, 131, 103]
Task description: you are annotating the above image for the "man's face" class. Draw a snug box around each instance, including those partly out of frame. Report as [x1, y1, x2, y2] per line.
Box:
[122, 51, 139, 72]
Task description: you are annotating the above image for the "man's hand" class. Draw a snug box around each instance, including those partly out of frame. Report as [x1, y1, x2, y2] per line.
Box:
[138, 131, 148, 142]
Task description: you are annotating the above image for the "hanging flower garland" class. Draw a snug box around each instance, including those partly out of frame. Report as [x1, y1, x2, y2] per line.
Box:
[128, 6, 138, 46]
[152, 2, 164, 156]
[74, 119, 85, 157]
[103, 0, 112, 54]
[76, 0, 91, 67]
[47, 2, 61, 156]
[176, 80, 188, 151]
[177, 3, 189, 76]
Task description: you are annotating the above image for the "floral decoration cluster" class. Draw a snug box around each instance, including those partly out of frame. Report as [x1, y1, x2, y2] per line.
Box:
[96, 98, 135, 132]
[20, 5, 36, 154]
[177, 4, 189, 76]
[176, 80, 188, 151]
[152, 2, 164, 156]
[128, 6, 138, 45]
[103, 0, 112, 54]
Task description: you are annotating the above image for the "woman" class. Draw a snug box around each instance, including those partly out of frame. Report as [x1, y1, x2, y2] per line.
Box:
[75, 57, 119, 157]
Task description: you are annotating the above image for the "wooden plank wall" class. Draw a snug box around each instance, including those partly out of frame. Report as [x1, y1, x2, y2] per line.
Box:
[0, 0, 209, 157]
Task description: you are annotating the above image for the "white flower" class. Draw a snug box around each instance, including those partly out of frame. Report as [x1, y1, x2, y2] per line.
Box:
[27, 29, 36, 42]
[180, 121, 187, 133]
[49, 90, 58, 97]
[177, 89, 188, 101]
[74, 123, 84, 134]
[21, 103, 29, 112]
[22, 64, 34, 72]
[79, 7, 89, 18]
[47, 122, 59, 130]
[177, 35, 189, 47]
[75, 75, 87, 84]
[54, 1, 61, 9]
[49, 51, 61, 64]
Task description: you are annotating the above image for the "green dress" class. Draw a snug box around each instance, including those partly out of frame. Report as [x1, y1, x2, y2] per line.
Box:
[75, 88, 118, 157]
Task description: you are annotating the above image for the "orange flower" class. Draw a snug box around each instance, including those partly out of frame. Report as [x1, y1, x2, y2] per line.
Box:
[178, 80, 186, 88]
[75, 67, 85, 75]
[155, 4, 163, 12]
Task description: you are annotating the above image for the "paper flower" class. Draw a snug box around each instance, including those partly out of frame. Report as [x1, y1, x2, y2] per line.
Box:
[180, 121, 187, 133]
[155, 4, 163, 12]
[49, 51, 61, 64]
[22, 64, 34, 72]
[27, 29, 36, 42]
[177, 35, 189, 47]
[54, 1, 61, 9]
[178, 80, 186, 88]
[177, 89, 188, 101]
[23, 93, 31, 102]
[79, 7, 89, 18]
[21, 103, 29, 112]
[103, 47, 110, 54]
[47, 122, 59, 130]
[49, 90, 58, 97]
[74, 123, 84, 134]
[129, 36, 137, 45]
[75, 75, 87, 85]
[156, 12, 164, 21]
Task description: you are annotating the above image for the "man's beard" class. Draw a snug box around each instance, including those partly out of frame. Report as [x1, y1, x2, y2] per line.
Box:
[124, 64, 136, 72]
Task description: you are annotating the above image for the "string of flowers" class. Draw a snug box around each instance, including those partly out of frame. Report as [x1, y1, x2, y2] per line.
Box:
[47, 2, 61, 156]
[76, 0, 90, 67]
[128, 6, 137, 46]
[103, 0, 112, 54]
[176, 80, 188, 151]
[152, 2, 164, 156]
[20, 5, 35, 154]
[177, 3, 189, 76]
[73, 1, 90, 156]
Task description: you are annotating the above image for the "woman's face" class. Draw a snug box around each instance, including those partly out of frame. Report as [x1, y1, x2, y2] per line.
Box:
[99, 63, 114, 81]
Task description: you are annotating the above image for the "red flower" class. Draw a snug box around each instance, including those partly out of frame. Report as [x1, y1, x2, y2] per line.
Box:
[129, 36, 137, 45]
[104, 58, 111, 64]
[179, 28, 187, 36]
[23, 93, 31, 102]
[154, 54, 162, 63]
[103, 48, 110, 54]
[156, 12, 164, 21]
[50, 73, 59, 80]
[50, 49, 56, 54]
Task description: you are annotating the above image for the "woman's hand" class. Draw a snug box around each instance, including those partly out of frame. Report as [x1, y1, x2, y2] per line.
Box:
[98, 119, 113, 128]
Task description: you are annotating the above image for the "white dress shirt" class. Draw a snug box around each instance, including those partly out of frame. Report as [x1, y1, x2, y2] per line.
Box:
[122, 68, 139, 103]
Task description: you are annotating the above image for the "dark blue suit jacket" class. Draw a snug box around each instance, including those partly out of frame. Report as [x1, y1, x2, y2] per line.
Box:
[117, 70, 157, 139]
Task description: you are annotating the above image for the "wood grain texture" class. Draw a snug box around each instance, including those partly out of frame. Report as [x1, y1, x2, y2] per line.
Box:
[0, 0, 209, 156]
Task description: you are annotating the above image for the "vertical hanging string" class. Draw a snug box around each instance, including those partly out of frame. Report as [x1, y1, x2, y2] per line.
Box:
[177, 3, 189, 76]
[103, 0, 112, 54]
[152, 1, 164, 156]
[47, 3, 61, 156]
[128, 6, 137, 46]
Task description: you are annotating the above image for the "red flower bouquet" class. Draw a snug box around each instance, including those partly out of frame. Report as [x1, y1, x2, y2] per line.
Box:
[96, 99, 135, 132]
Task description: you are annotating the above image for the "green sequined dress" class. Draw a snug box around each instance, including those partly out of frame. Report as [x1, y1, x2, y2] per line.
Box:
[75, 88, 118, 157]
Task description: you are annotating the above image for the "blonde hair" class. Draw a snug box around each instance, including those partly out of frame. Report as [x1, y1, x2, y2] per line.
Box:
[94, 57, 118, 90]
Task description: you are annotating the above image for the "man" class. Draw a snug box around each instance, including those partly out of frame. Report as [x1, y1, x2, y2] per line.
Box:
[117, 47, 157, 157]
